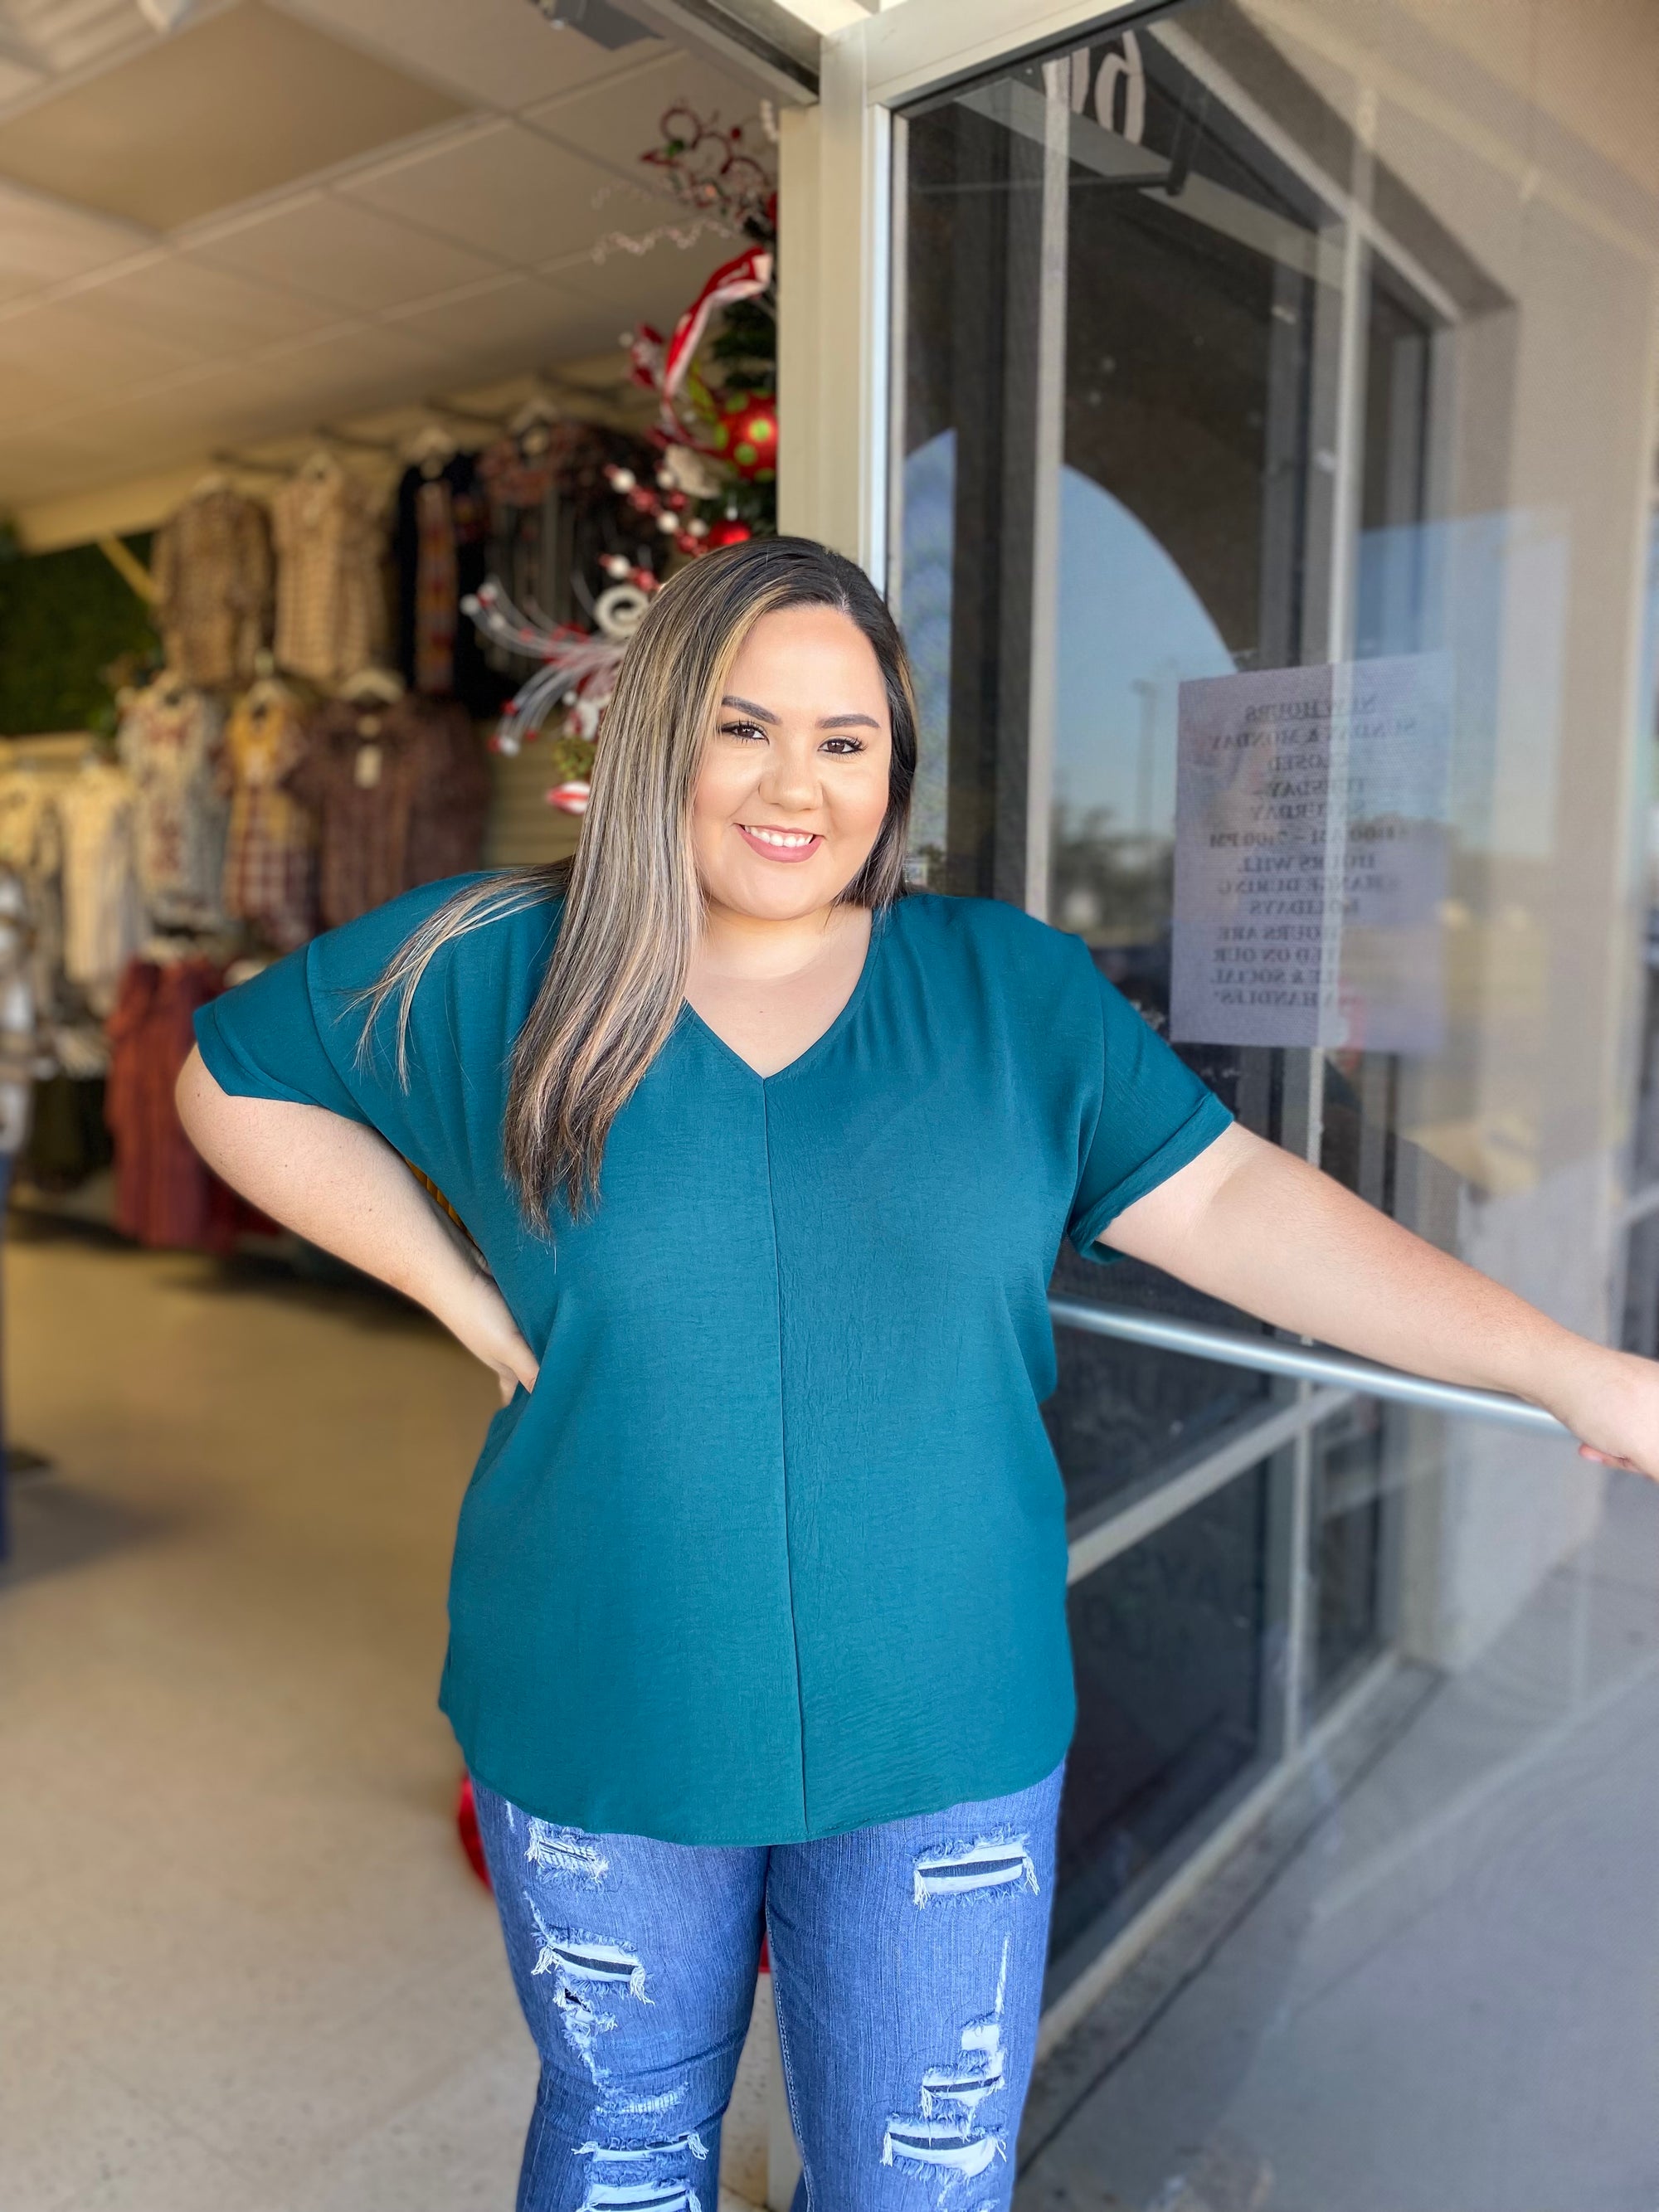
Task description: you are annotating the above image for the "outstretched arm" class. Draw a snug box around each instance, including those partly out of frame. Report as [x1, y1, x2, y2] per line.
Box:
[177, 1046, 538, 1404]
[1103, 1122, 1659, 1477]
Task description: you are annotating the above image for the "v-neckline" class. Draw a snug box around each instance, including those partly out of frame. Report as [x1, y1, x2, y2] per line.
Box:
[680, 907, 889, 1086]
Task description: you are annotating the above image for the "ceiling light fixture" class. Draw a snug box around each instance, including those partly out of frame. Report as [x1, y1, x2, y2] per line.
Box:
[527, 0, 653, 49]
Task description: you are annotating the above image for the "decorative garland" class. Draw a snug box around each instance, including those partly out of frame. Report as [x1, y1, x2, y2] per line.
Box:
[465, 104, 780, 814]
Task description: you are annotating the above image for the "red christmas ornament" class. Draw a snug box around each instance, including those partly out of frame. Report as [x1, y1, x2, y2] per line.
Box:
[456, 1773, 490, 1888]
[710, 394, 778, 483]
[705, 518, 753, 550]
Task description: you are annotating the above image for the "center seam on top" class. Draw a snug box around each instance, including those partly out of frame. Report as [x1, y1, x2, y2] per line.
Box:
[760, 1083, 811, 1837]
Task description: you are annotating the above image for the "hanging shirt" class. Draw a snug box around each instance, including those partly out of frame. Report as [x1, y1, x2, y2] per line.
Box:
[286, 696, 489, 930]
[57, 761, 145, 1016]
[108, 955, 239, 1251]
[271, 464, 387, 687]
[152, 488, 273, 689]
[193, 881, 1233, 1846]
[220, 688, 317, 951]
[392, 454, 504, 716]
[117, 678, 227, 931]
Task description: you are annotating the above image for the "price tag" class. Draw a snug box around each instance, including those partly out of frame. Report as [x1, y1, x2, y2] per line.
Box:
[354, 742, 382, 790]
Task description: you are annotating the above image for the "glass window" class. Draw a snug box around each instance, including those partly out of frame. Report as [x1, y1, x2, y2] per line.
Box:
[892, 0, 1657, 2038]
[1051, 1457, 1281, 1973]
[1046, 1242, 1277, 1526]
[1307, 1395, 1392, 1705]
[892, 0, 1659, 2196]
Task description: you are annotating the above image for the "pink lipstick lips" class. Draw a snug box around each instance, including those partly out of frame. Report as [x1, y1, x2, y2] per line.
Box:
[737, 824, 823, 863]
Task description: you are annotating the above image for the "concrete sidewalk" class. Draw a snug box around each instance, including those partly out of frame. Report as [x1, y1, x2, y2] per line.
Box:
[1016, 1467, 1659, 2212]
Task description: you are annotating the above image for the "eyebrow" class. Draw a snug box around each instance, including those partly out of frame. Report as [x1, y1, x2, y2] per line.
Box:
[720, 693, 882, 731]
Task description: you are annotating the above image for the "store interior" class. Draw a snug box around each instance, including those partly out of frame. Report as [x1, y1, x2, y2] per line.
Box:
[0, 3, 786, 2205]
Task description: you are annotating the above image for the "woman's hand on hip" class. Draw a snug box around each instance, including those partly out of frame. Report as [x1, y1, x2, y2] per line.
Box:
[435, 1264, 540, 1404]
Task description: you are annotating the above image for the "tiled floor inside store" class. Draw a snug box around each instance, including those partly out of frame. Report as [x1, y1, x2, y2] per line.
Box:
[7, 1218, 1659, 2212]
[0, 1223, 768, 2212]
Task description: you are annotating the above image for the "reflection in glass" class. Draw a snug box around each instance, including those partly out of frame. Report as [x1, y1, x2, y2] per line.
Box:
[894, 0, 1659, 2199]
[1045, 1242, 1276, 1525]
[1053, 1461, 1276, 1968]
[1308, 1396, 1391, 1705]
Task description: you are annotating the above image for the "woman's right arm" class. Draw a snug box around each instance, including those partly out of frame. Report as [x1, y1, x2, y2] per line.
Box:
[176, 1045, 538, 1403]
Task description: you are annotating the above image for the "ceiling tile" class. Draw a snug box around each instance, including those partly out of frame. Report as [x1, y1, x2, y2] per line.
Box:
[0, 0, 153, 84]
[66, 255, 342, 353]
[0, 180, 151, 301]
[383, 270, 575, 354]
[184, 192, 505, 313]
[235, 318, 451, 406]
[275, 0, 663, 113]
[340, 118, 663, 267]
[380, 269, 625, 377]
[0, 348, 69, 419]
[0, 294, 211, 408]
[0, 0, 472, 233]
[10, 319, 451, 471]
[236, 312, 451, 389]
[0, 53, 45, 107]
[0, 426, 133, 508]
[542, 229, 742, 332]
[524, 47, 766, 170]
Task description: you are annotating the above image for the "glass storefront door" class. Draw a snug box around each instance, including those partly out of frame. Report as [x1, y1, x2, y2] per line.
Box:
[887, 0, 1652, 2009]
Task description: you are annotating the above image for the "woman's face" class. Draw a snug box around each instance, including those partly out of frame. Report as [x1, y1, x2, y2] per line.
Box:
[690, 605, 893, 924]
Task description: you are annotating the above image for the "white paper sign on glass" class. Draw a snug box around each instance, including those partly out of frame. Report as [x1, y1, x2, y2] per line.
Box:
[1170, 655, 1452, 1053]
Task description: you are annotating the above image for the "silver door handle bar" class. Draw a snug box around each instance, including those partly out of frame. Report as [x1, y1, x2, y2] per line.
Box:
[1048, 1300, 1571, 1437]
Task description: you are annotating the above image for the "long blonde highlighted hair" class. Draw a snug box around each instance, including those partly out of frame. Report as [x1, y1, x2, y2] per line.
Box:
[359, 536, 917, 1220]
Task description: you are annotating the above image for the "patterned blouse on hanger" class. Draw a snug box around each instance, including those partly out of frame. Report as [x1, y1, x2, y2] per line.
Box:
[152, 484, 273, 688]
[220, 683, 317, 951]
[272, 458, 387, 687]
[57, 761, 145, 1015]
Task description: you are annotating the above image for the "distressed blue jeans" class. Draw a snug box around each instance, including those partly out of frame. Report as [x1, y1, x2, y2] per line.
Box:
[472, 1762, 1064, 2212]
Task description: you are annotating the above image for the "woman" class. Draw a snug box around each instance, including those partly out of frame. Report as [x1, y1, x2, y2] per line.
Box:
[180, 537, 1659, 2211]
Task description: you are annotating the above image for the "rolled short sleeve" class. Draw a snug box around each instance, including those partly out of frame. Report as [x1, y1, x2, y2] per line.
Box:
[1067, 966, 1233, 1262]
[192, 874, 536, 1223]
[193, 946, 367, 1122]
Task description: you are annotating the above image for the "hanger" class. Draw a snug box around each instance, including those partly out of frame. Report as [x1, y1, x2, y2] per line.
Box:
[511, 388, 567, 458]
[338, 666, 405, 708]
[406, 421, 458, 479]
[190, 469, 230, 498]
[245, 672, 294, 717]
[299, 446, 343, 481]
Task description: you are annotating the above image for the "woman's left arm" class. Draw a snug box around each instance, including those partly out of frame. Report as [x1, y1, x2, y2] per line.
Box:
[1103, 1123, 1659, 1478]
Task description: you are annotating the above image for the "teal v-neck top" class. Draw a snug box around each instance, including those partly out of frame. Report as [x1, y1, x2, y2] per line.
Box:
[195, 878, 1231, 1845]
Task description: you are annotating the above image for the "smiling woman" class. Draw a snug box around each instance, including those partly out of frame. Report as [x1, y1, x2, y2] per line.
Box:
[170, 533, 1659, 2211]
[686, 604, 896, 1074]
